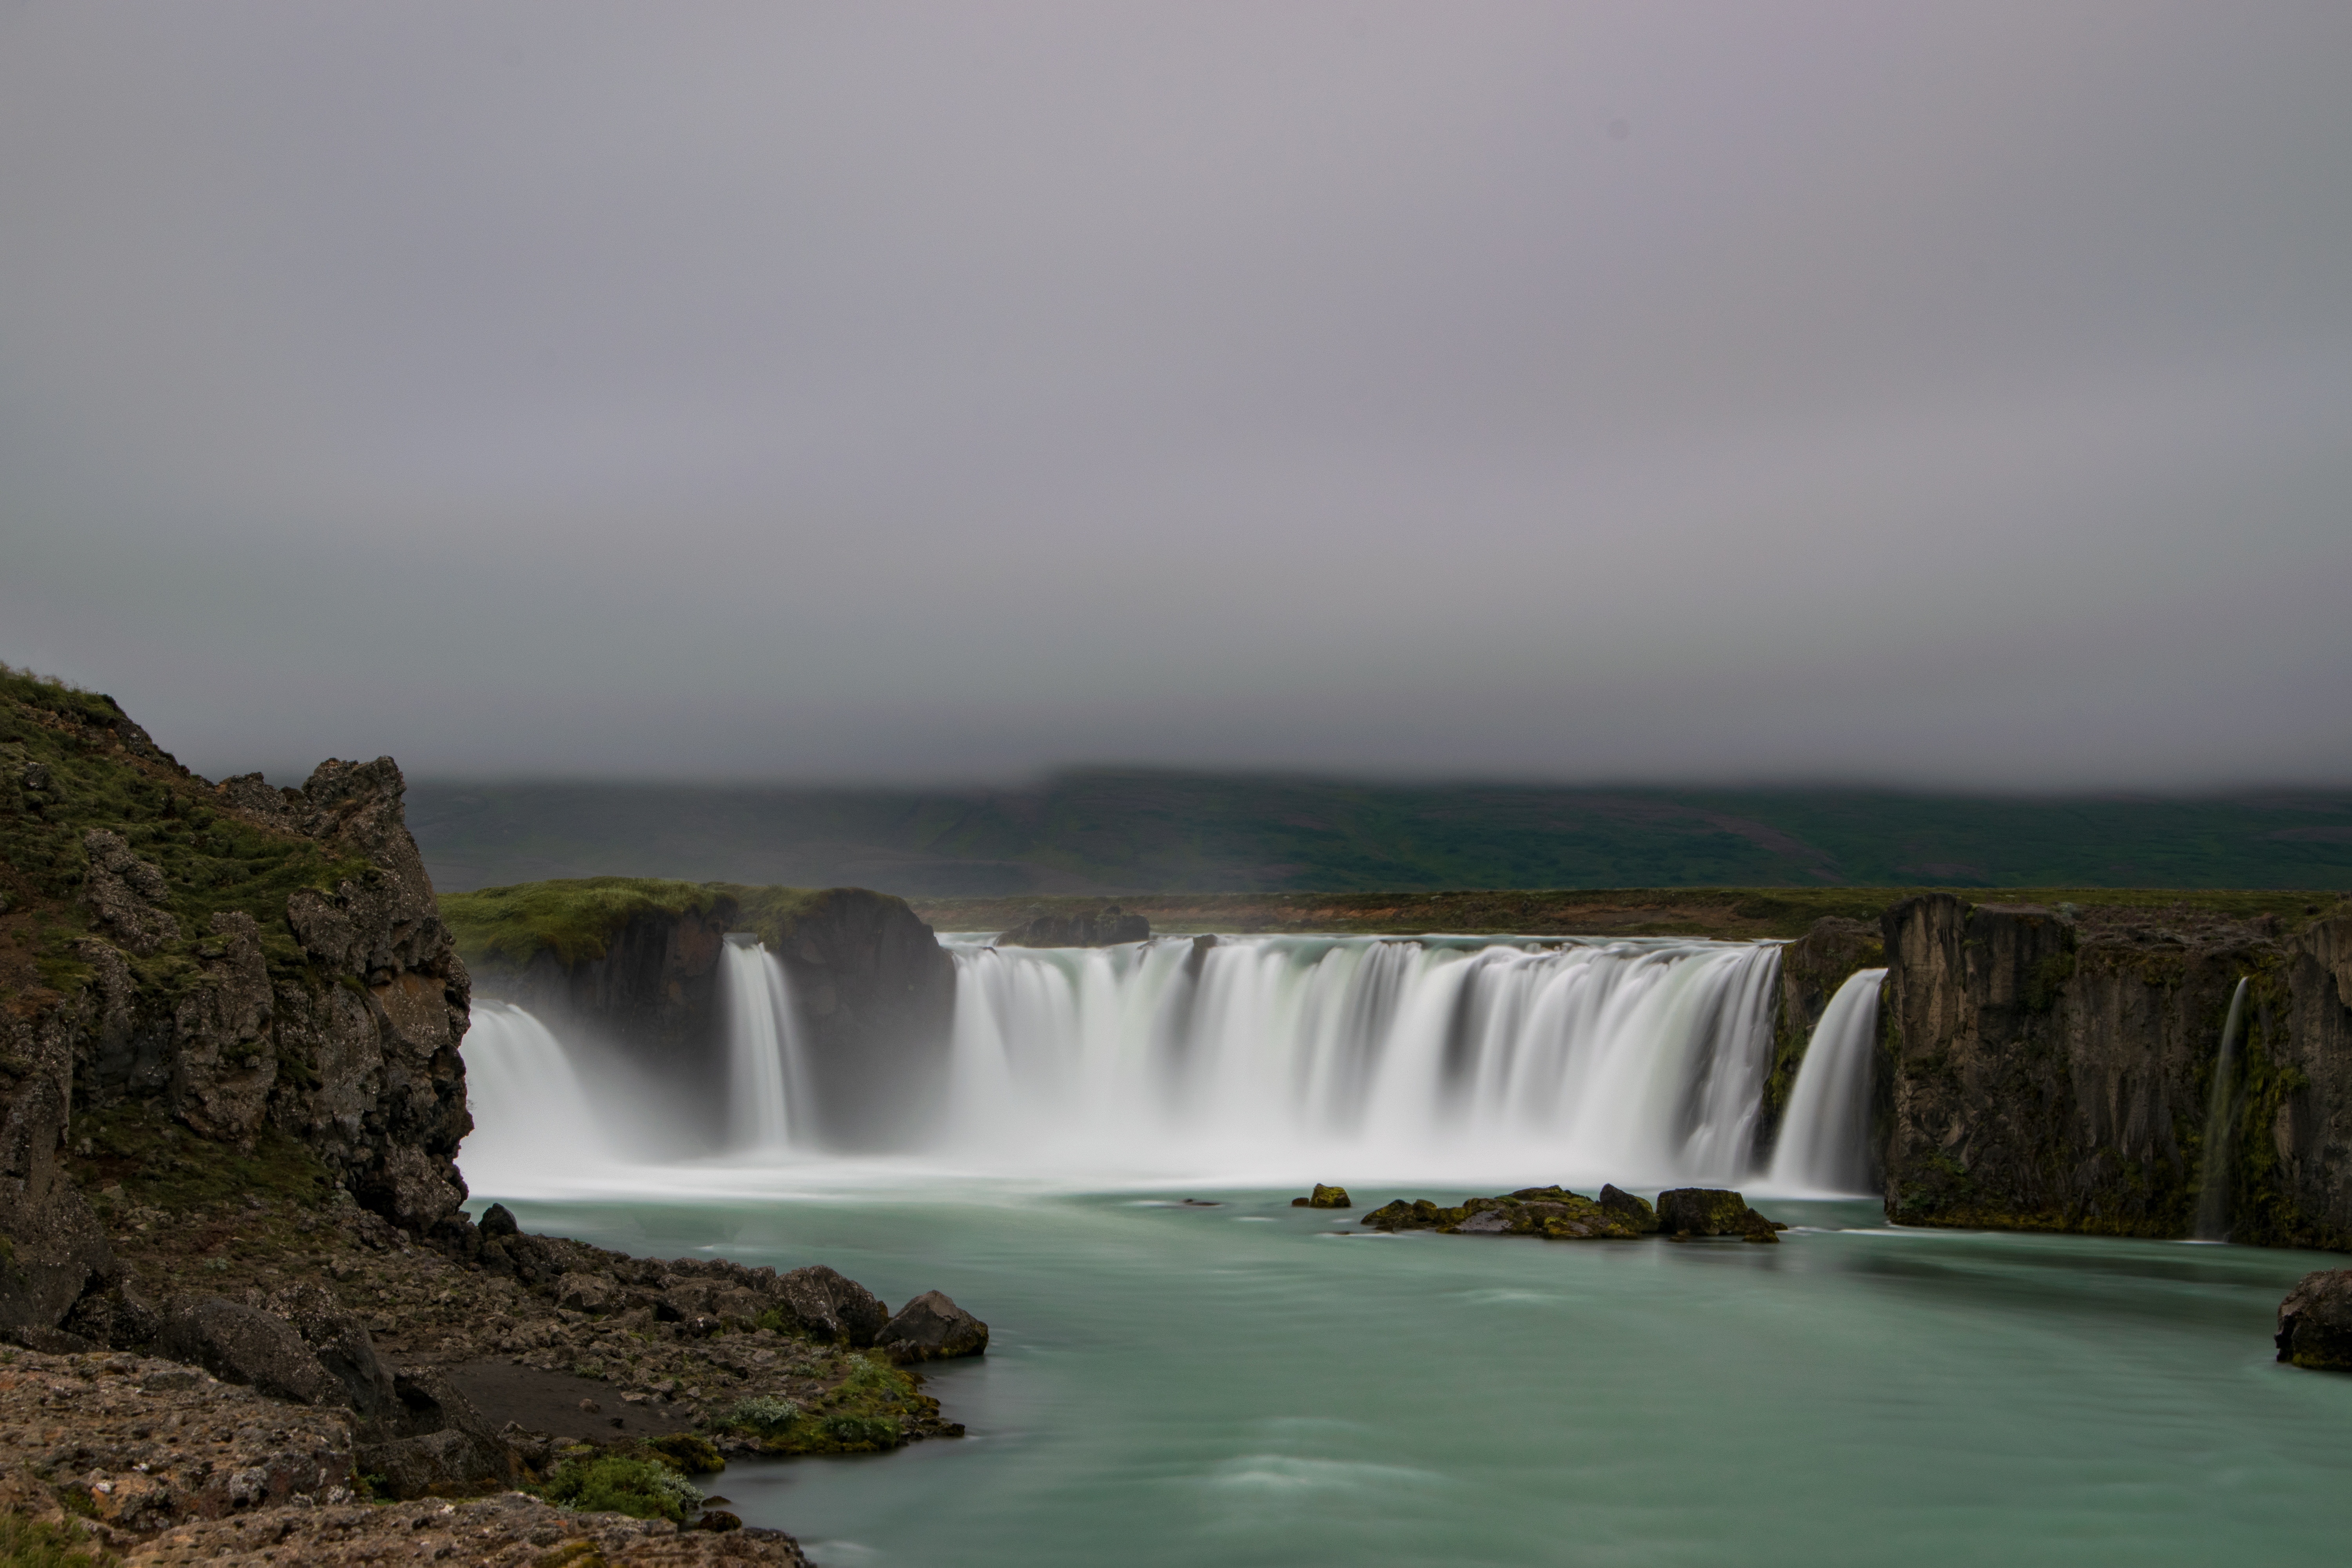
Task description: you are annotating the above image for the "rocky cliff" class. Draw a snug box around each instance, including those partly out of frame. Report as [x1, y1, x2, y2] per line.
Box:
[1878, 893, 2352, 1249]
[0, 669, 476, 1333]
[451, 878, 957, 1150]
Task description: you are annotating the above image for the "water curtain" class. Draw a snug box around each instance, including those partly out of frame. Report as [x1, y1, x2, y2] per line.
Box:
[942, 935, 1783, 1184]
[1765, 968, 1887, 1197]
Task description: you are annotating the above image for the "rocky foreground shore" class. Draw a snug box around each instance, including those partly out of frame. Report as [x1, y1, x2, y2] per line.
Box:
[0, 672, 988, 1561]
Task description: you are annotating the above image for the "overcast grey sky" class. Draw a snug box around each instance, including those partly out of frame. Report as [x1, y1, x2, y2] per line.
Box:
[3, 2, 2347, 787]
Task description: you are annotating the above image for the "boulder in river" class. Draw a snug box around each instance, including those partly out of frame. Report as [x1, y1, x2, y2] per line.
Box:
[1292, 1184, 1353, 1209]
[2276, 1269, 2352, 1370]
[1657, 1188, 1784, 1241]
[1599, 1184, 1661, 1234]
[1361, 1187, 1647, 1240]
[876, 1290, 990, 1363]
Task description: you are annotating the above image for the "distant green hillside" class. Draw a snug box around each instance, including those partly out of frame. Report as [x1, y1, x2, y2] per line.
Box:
[406, 772, 2352, 896]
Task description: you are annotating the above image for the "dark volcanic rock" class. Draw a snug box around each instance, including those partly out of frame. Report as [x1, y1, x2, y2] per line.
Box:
[156, 1297, 343, 1407]
[875, 1290, 989, 1364]
[2276, 1269, 2352, 1370]
[1878, 895, 2352, 1247]
[995, 904, 1151, 948]
[355, 1367, 522, 1499]
[1656, 1188, 1780, 1240]
[779, 1265, 889, 1347]
[1291, 1184, 1352, 1209]
[1599, 1183, 1660, 1233]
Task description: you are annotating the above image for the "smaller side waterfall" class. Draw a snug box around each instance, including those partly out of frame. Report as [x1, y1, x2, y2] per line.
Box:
[458, 1002, 614, 1192]
[1766, 968, 1887, 1196]
[2194, 978, 2252, 1242]
[722, 935, 799, 1154]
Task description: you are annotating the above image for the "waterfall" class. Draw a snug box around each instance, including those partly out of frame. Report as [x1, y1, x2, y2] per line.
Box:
[721, 935, 799, 1154]
[939, 934, 1783, 1186]
[457, 1001, 615, 1193]
[1764, 968, 1887, 1197]
[2194, 977, 2251, 1242]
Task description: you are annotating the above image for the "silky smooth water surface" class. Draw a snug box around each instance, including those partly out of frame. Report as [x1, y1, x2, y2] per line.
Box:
[481, 1189, 2351, 1568]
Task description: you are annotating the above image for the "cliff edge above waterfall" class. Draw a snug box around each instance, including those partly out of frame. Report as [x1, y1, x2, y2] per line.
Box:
[445, 875, 956, 1149]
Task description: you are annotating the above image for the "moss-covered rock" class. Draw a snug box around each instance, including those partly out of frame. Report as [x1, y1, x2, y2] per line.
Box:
[1291, 1184, 1352, 1209]
[1655, 1188, 1782, 1240]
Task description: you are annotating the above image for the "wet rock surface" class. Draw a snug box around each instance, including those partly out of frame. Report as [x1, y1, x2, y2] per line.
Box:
[2276, 1269, 2352, 1370]
[1362, 1185, 1782, 1242]
[875, 1292, 989, 1365]
[1290, 1184, 1352, 1209]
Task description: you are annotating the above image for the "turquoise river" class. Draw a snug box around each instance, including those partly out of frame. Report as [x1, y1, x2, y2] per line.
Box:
[475, 1186, 2352, 1568]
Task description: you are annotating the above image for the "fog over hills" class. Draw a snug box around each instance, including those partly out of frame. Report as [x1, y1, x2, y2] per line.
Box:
[408, 774, 2352, 896]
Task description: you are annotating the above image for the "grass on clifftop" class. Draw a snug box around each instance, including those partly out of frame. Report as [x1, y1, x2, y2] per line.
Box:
[441, 877, 830, 970]
[0, 664, 371, 1009]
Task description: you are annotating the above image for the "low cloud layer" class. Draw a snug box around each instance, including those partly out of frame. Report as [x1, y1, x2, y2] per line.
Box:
[4, 2, 2347, 787]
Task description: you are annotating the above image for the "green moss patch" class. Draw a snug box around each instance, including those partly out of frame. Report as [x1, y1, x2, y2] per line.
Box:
[534, 1452, 703, 1524]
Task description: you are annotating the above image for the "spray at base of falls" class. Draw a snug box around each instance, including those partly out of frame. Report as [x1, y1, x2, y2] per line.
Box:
[457, 1002, 617, 1195]
[2194, 976, 2252, 1242]
[1765, 968, 1887, 1197]
[461, 933, 1890, 1195]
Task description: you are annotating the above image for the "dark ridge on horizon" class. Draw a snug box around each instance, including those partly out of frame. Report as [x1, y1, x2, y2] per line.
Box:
[406, 773, 2352, 898]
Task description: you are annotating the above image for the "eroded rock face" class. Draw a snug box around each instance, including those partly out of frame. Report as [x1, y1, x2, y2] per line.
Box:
[0, 1005, 114, 1330]
[78, 829, 181, 957]
[1758, 916, 1883, 1167]
[2276, 1269, 2352, 1370]
[1878, 897, 2352, 1247]
[876, 1291, 988, 1364]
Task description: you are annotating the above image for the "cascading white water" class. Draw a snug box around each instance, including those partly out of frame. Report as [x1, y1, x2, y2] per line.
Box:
[457, 1001, 616, 1192]
[942, 934, 1783, 1186]
[2194, 977, 2252, 1242]
[721, 936, 798, 1153]
[1765, 968, 1887, 1197]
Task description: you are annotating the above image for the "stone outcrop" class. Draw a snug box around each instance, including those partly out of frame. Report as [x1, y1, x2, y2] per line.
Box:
[1655, 1188, 1783, 1241]
[775, 1265, 889, 1347]
[2275, 1269, 2352, 1370]
[0, 670, 477, 1336]
[994, 904, 1151, 948]
[1877, 895, 2352, 1247]
[1290, 1184, 1352, 1208]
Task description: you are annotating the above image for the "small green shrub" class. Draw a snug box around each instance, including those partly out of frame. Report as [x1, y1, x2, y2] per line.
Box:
[537, 1453, 703, 1525]
[0, 1509, 115, 1565]
[818, 1414, 900, 1448]
[720, 1395, 800, 1439]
